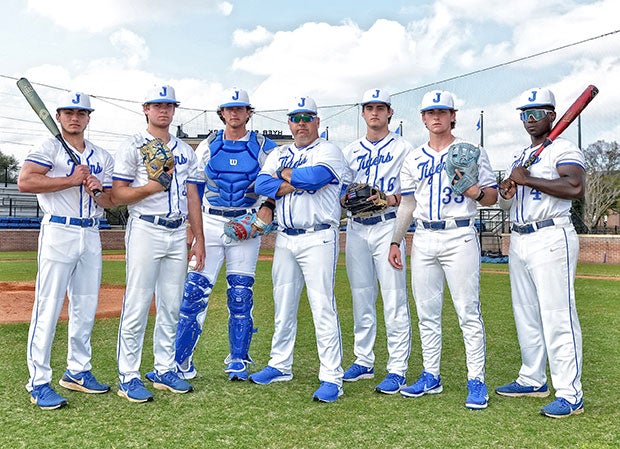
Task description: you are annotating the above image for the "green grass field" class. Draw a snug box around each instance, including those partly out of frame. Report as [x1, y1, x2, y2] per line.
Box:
[0, 252, 618, 448]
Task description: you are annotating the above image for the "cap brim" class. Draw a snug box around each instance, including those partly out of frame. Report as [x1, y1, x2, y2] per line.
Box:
[516, 103, 554, 110]
[420, 106, 456, 112]
[361, 100, 391, 106]
[145, 99, 180, 105]
[220, 102, 251, 108]
[288, 109, 317, 115]
[57, 107, 94, 112]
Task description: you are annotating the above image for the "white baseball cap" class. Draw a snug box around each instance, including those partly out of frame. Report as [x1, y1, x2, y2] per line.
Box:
[219, 87, 252, 109]
[287, 96, 318, 115]
[420, 90, 457, 111]
[56, 91, 94, 112]
[516, 87, 556, 110]
[144, 84, 180, 105]
[361, 88, 391, 106]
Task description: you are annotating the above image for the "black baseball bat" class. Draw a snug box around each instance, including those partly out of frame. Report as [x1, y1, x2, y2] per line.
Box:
[16, 77, 102, 197]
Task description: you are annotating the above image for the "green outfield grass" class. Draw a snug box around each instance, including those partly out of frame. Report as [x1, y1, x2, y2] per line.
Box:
[0, 253, 618, 448]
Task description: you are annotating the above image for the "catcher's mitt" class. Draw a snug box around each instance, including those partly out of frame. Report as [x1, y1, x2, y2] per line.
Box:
[444, 142, 480, 196]
[139, 138, 175, 191]
[343, 183, 388, 217]
[223, 213, 276, 241]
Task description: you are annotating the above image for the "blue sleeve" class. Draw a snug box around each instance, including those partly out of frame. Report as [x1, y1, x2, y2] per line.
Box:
[255, 173, 283, 199]
[196, 182, 205, 204]
[263, 137, 278, 152]
[290, 166, 335, 190]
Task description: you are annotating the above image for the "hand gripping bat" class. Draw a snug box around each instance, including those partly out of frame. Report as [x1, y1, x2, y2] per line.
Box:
[523, 84, 599, 168]
[16, 77, 102, 197]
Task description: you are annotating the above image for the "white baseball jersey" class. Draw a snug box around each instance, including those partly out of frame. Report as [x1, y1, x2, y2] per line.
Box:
[401, 137, 495, 221]
[399, 137, 489, 382]
[342, 131, 411, 195]
[505, 137, 585, 224]
[24, 137, 114, 217]
[113, 131, 199, 218]
[114, 131, 199, 383]
[260, 138, 347, 228]
[341, 132, 412, 377]
[257, 137, 346, 386]
[504, 137, 584, 404]
[25, 138, 113, 391]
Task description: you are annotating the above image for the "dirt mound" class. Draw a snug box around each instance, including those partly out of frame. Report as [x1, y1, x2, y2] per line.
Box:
[0, 282, 126, 324]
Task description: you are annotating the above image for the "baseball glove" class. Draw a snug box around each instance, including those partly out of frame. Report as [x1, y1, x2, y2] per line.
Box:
[223, 213, 276, 241]
[139, 138, 175, 191]
[444, 142, 480, 196]
[343, 183, 388, 217]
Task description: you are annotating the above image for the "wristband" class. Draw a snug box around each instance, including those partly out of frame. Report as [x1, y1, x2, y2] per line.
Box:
[475, 190, 485, 202]
[260, 201, 275, 212]
[276, 168, 284, 180]
[390, 242, 400, 248]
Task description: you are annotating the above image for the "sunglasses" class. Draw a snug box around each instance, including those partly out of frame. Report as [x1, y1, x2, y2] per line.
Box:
[289, 113, 317, 123]
[520, 109, 553, 122]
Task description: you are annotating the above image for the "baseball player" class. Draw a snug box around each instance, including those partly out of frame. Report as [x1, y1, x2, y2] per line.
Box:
[250, 96, 347, 403]
[340, 88, 412, 394]
[388, 90, 497, 409]
[112, 84, 205, 403]
[496, 87, 585, 418]
[18, 91, 114, 410]
[174, 88, 277, 381]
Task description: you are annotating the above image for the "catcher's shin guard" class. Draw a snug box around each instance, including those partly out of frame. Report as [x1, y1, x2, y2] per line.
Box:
[226, 274, 255, 363]
[175, 272, 213, 368]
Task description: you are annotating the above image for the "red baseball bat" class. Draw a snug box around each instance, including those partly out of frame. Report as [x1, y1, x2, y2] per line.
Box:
[523, 84, 599, 168]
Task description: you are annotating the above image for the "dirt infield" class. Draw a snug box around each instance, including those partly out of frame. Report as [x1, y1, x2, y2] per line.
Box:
[0, 282, 126, 324]
[2, 263, 616, 324]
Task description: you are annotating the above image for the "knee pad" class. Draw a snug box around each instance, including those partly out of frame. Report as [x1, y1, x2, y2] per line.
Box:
[226, 274, 255, 361]
[180, 271, 212, 315]
[175, 272, 213, 365]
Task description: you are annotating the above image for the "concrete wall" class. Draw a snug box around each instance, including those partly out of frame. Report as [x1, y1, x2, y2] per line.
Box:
[2, 229, 618, 264]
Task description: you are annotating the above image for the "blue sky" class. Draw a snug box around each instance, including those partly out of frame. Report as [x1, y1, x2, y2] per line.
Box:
[1, 0, 618, 169]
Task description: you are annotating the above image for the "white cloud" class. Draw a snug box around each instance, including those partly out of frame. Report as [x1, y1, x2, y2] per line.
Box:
[233, 26, 273, 48]
[109, 29, 150, 69]
[218, 1, 234, 16]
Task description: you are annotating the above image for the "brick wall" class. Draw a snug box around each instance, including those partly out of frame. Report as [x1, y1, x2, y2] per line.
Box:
[1, 230, 618, 264]
[499, 233, 620, 264]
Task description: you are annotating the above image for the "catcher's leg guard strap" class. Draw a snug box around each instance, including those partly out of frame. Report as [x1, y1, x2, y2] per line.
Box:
[226, 274, 255, 362]
[175, 272, 213, 366]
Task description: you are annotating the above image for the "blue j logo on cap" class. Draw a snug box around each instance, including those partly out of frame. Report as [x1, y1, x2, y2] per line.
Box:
[159, 86, 168, 98]
[433, 92, 442, 103]
[232, 90, 240, 100]
[528, 91, 537, 102]
[72, 93, 81, 105]
[372, 89, 380, 98]
[298, 98, 306, 107]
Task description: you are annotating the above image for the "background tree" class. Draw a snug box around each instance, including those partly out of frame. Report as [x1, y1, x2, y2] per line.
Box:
[0, 149, 20, 184]
[582, 140, 620, 230]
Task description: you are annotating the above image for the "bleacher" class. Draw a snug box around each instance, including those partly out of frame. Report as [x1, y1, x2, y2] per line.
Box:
[0, 184, 111, 230]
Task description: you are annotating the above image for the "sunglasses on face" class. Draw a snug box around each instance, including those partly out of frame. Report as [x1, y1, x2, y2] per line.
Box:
[289, 113, 317, 123]
[520, 109, 553, 122]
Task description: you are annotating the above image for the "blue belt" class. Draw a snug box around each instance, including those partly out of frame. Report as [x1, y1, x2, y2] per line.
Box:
[420, 219, 472, 230]
[49, 215, 99, 228]
[282, 224, 331, 236]
[511, 219, 556, 235]
[139, 215, 184, 229]
[353, 211, 397, 226]
[206, 207, 257, 218]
